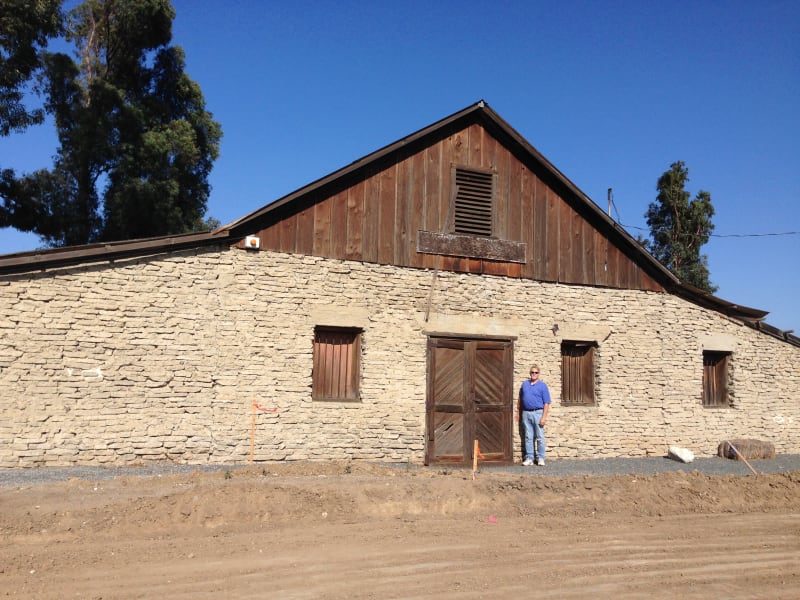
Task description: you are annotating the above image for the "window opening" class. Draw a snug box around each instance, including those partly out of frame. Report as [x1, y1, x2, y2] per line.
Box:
[703, 350, 731, 407]
[561, 341, 596, 406]
[313, 327, 362, 401]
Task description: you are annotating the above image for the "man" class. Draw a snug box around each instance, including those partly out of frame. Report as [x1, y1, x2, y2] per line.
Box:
[519, 364, 551, 466]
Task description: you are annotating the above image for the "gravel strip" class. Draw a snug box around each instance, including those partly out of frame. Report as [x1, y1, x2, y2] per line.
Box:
[1, 454, 798, 488]
[0, 463, 226, 488]
[483, 454, 800, 477]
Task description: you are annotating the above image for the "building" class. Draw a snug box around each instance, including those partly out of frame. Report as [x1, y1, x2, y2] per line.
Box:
[1, 101, 797, 467]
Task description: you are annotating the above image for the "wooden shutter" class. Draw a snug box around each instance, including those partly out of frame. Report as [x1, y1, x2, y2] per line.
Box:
[313, 327, 361, 401]
[703, 351, 730, 407]
[561, 341, 596, 406]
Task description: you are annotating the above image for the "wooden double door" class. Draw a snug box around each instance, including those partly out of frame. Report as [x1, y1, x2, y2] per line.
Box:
[425, 337, 514, 465]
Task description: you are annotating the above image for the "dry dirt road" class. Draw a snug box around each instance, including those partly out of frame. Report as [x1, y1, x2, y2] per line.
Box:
[1, 461, 799, 599]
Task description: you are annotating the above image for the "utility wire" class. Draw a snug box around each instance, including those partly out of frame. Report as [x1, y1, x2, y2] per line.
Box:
[620, 222, 800, 238]
[610, 195, 623, 224]
[606, 189, 798, 238]
[709, 231, 800, 238]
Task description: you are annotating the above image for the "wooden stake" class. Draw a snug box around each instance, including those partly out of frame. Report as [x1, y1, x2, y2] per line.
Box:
[727, 440, 759, 476]
[472, 439, 479, 480]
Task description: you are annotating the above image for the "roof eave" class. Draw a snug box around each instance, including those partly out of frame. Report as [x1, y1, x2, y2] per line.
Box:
[0, 231, 231, 274]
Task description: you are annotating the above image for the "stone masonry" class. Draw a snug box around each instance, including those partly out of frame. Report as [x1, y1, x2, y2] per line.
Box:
[0, 246, 798, 466]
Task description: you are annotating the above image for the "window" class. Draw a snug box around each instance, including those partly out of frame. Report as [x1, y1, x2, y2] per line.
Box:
[312, 327, 362, 401]
[703, 350, 731, 407]
[561, 341, 596, 406]
[453, 167, 495, 237]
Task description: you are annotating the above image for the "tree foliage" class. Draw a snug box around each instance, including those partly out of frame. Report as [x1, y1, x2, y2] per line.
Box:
[0, 0, 63, 136]
[642, 161, 716, 292]
[0, 0, 222, 247]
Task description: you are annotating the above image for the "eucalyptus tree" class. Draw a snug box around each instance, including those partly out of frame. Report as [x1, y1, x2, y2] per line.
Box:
[0, 0, 63, 136]
[0, 0, 222, 247]
[643, 161, 717, 292]
[0, 0, 63, 235]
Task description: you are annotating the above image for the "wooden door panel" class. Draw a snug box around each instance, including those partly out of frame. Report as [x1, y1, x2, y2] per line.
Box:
[474, 345, 506, 407]
[474, 342, 512, 462]
[475, 411, 507, 459]
[431, 413, 465, 462]
[427, 339, 467, 463]
[431, 345, 465, 410]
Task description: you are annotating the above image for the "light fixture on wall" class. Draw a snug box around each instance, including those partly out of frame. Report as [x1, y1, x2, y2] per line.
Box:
[245, 235, 260, 250]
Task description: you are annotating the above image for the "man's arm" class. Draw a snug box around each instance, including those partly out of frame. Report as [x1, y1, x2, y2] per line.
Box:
[539, 384, 551, 426]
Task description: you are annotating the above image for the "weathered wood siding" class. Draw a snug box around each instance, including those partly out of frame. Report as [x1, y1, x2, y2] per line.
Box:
[244, 123, 663, 292]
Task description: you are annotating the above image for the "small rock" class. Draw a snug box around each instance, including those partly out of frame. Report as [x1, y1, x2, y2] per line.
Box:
[668, 446, 695, 463]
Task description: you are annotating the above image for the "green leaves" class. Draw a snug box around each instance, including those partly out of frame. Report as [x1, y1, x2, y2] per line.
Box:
[0, 0, 63, 136]
[1, 0, 222, 247]
[644, 161, 717, 292]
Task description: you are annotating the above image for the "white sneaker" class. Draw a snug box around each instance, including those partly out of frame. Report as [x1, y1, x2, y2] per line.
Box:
[522, 458, 534, 466]
[535, 458, 545, 466]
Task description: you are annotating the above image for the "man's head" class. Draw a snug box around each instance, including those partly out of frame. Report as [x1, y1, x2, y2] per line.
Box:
[530, 365, 540, 381]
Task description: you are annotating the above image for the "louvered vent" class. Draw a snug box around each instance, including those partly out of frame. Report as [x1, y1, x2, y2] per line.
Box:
[454, 168, 494, 236]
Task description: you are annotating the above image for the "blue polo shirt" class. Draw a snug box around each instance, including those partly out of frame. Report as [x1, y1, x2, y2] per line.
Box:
[519, 379, 551, 410]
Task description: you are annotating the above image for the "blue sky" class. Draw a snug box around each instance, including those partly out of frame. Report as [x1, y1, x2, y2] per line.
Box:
[1, 0, 798, 333]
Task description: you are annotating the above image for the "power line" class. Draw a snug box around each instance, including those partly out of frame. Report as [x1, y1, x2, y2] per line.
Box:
[620, 223, 800, 238]
[709, 231, 800, 238]
[605, 189, 798, 238]
[608, 188, 623, 223]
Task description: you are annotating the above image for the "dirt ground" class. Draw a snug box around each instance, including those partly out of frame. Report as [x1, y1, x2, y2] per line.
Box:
[1, 461, 799, 599]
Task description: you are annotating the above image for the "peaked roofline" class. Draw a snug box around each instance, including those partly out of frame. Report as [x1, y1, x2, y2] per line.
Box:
[216, 100, 767, 323]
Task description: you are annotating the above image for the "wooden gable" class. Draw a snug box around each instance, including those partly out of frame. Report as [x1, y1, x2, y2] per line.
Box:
[225, 102, 673, 292]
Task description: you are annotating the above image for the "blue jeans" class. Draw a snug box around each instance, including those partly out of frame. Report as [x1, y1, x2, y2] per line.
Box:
[522, 409, 546, 460]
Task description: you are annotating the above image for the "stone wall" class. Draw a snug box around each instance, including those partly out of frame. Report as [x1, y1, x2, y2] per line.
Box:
[0, 246, 797, 466]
